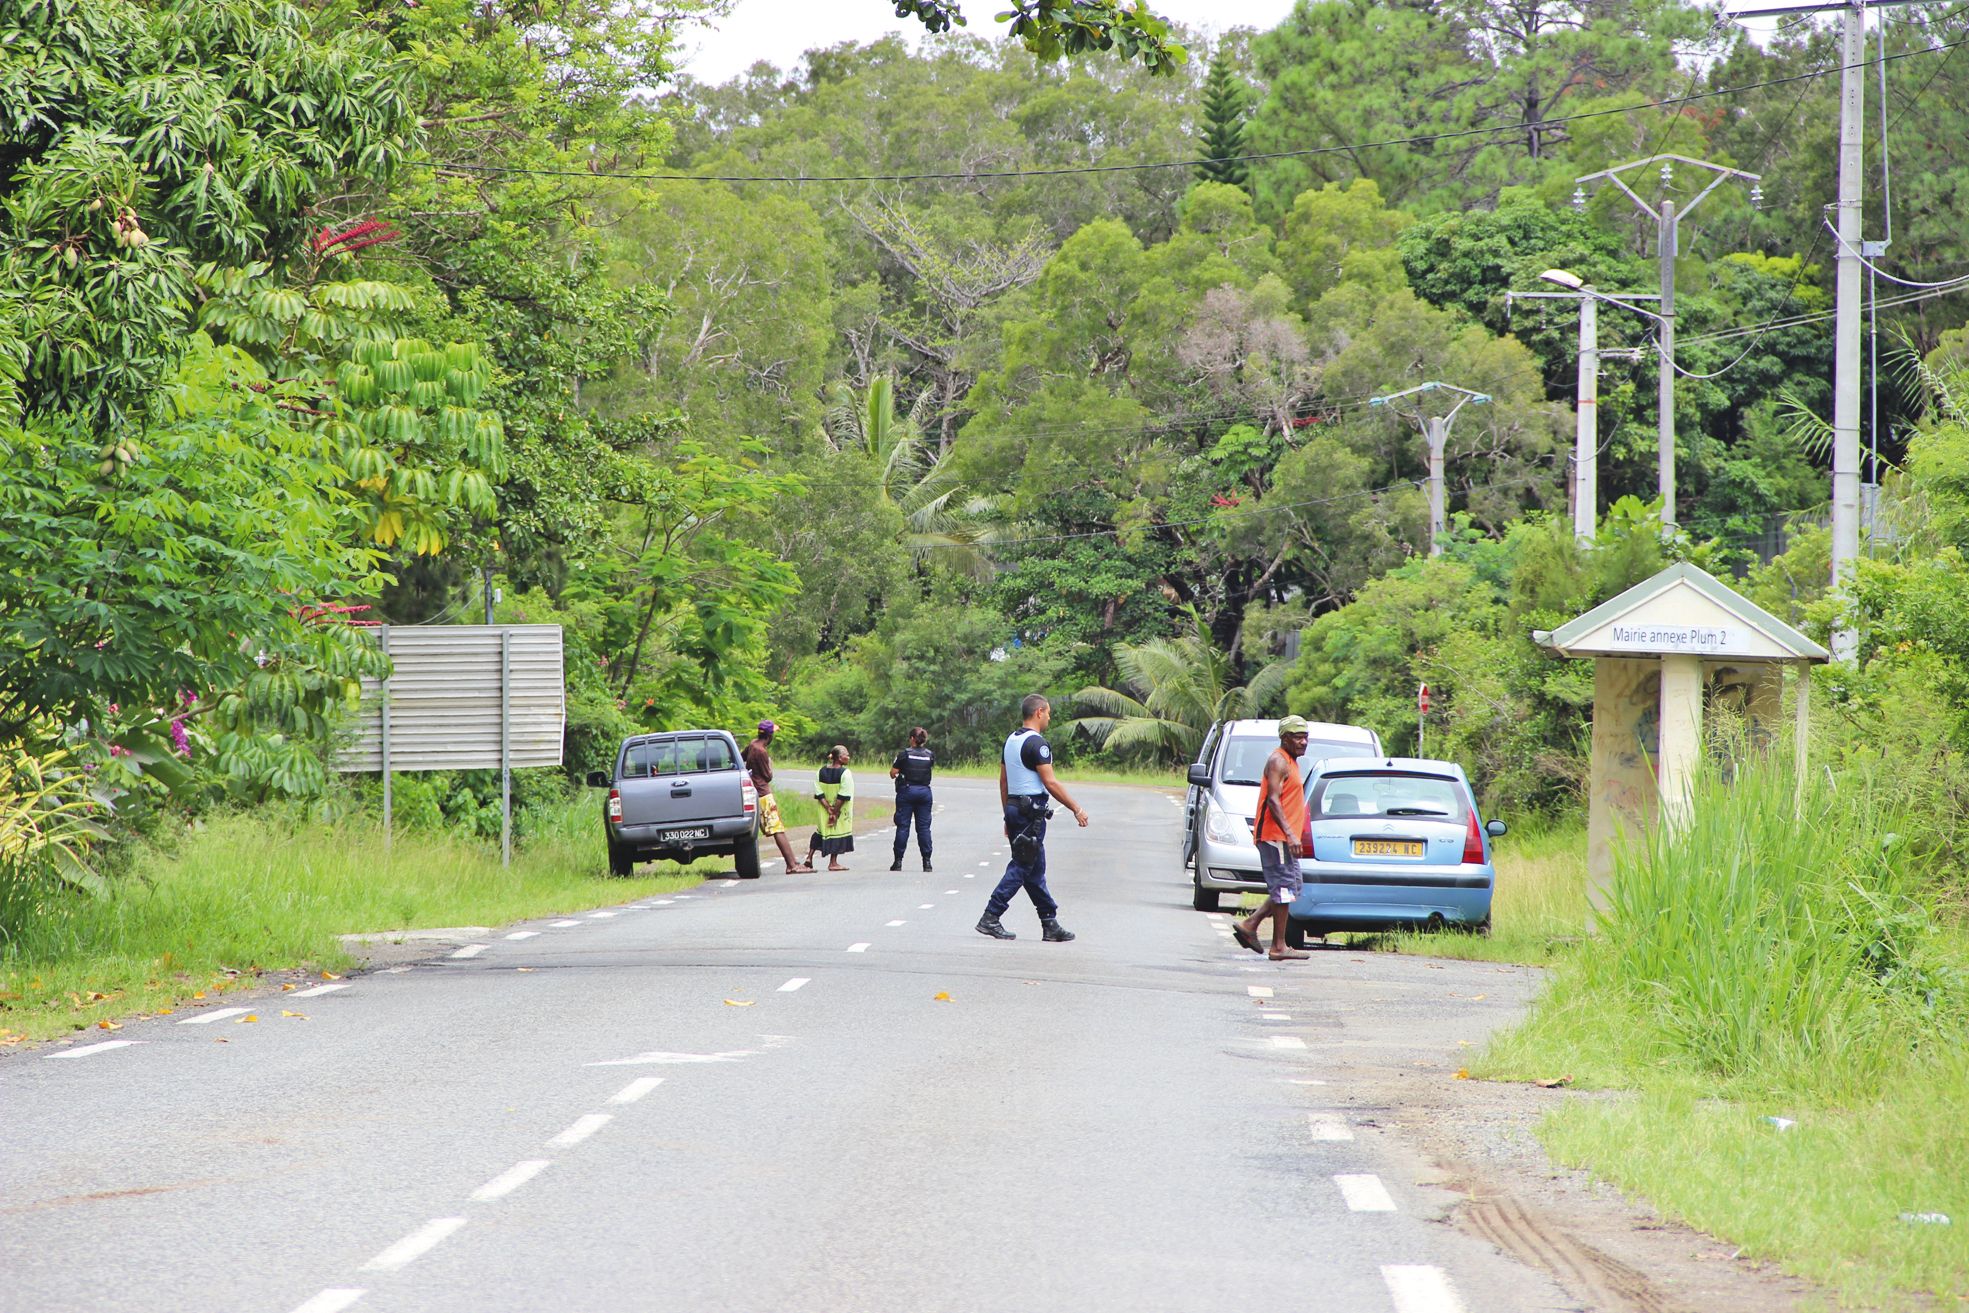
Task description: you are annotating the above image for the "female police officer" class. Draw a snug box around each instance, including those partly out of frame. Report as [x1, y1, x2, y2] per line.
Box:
[888, 726, 935, 872]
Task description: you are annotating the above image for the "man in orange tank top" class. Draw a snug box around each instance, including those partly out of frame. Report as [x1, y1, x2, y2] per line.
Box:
[1233, 716, 1312, 961]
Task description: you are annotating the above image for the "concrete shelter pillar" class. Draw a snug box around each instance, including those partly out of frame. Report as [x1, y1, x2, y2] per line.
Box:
[1657, 653, 1704, 828]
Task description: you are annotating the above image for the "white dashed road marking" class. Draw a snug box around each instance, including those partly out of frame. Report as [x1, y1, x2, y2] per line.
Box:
[609, 1077, 665, 1105]
[1247, 986, 1274, 999]
[547, 1114, 611, 1147]
[362, 1217, 466, 1272]
[505, 931, 539, 941]
[885, 920, 906, 927]
[587, 911, 617, 919]
[1335, 1174, 1397, 1212]
[550, 919, 583, 928]
[177, 1007, 251, 1025]
[945, 889, 958, 894]
[918, 904, 934, 909]
[1382, 1265, 1467, 1313]
[289, 1290, 366, 1313]
[846, 943, 870, 953]
[449, 945, 487, 960]
[778, 978, 810, 993]
[46, 1040, 139, 1059]
[1270, 1035, 1306, 1051]
[1307, 1115, 1354, 1142]
[1261, 1012, 1294, 1021]
[290, 983, 349, 999]
[470, 1159, 551, 1202]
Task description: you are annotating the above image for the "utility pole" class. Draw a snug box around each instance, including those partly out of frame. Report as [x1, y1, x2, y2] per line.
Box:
[1507, 284, 1661, 542]
[1725, 0, 1920, 658]
[1368, 382, 1491, 556]
[1573, 155, 1761, 531]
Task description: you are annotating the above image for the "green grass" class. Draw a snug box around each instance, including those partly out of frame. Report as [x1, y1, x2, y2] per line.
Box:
[1474, 761, 1969, 1306]
[0, 797, 714, 1044]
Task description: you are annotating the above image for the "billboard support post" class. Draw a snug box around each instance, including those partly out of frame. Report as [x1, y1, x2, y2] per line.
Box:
[379, 625, 393, 851]
[500, 630, 512, 868]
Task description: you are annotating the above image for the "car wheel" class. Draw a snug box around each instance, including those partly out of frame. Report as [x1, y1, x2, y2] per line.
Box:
[732, 834, 763, 880]
[607, 841, 634, 878]
[1285, 922, 1314, 951]
[1191, 881, 1220, 913]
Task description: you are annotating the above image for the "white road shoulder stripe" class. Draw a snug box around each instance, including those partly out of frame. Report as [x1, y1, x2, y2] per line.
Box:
[470, 1159, 551, 1202]
[608, 1077, 665, 1105]
[289, 1290, 366, 1313]
[504, 931, 539, 940]
[1307, 1115, 1354, 1141]
[547, 1114, 611, 1147]
[550, 919, 583, 927]
[846, 943, 870, 953]
[290, 983, 349, 999]
[1382, 1265, 1466, 1313]
[778, 978, 810, 992]
[1269, 1035, 1306, 1050]
[362, 1217, 466, 1271]
[1335, 1174, 1397, 1211]
[178, 1007, 251, 1025]
[449, 944, 487, 959]
[1247, 986, 1274, 998]
[885, 920, 906, 927]
[587, 911, 617, 919]
[47, 1039, 139, 1058]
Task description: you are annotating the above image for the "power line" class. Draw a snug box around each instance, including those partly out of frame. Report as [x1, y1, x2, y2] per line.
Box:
[422, 41, 1966, 188]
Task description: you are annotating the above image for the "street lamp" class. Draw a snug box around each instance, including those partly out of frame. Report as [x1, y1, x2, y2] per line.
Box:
[1573, 154, 1762, 530]
[1511, 272, 1661, 543]
[1368, 381, 1491, 557]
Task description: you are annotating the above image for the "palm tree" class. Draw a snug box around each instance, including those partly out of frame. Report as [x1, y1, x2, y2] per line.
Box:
[1072, 612, 1293, 762]
[824, 376, 998, 578]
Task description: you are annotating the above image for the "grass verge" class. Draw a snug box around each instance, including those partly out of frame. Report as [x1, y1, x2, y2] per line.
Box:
[0, 797, 712, 1045]
[1475, 761, 1969, 1307]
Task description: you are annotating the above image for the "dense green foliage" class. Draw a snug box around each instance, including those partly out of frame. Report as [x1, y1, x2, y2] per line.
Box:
[6, 0, 1969, 880]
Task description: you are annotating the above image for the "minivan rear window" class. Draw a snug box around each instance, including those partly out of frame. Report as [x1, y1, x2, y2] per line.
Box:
[1220, 736, 1372, 785]
[1310, 772, 1467, 821]
[621, 736, 736, 778]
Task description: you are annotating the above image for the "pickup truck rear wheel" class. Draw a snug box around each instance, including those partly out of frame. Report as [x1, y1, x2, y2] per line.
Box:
[732, 834, 762, 879]
[607, 842, 634, 878]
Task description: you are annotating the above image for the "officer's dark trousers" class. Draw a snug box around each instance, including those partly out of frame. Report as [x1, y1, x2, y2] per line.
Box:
[986, 798, 1057, 920]
[892, 784, 933, 862]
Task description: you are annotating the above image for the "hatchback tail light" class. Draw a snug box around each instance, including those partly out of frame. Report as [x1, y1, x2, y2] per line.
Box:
[606, 788, 623, 823]
[741, 780, 758, 815]
[1461, 798, 1484, 865]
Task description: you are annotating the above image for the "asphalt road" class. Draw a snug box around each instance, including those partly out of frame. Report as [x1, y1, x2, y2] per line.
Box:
[0, 774, 1574, 1313]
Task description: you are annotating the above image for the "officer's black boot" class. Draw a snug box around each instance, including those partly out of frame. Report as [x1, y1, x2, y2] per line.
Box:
[889, 856, 903, 872]
[922, 855, 933, 872]
[975, 913, 1016, 940]
[1041, 918, 1075, 943]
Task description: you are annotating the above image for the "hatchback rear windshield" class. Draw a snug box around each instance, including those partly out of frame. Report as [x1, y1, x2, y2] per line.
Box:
[621, 736, 736, 778]
[1220, 736, 1371, 785]
[1310, 772, 1467, 821]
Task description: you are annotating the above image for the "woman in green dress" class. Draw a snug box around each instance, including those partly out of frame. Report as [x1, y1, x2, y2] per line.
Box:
[814, 745, 856, 871]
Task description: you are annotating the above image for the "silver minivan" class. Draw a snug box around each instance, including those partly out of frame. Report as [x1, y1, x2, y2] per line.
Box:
[1182, 718, 1385, 912]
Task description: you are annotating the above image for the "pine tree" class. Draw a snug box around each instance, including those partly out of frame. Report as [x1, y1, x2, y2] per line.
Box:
[1196, 49, 1251, 189]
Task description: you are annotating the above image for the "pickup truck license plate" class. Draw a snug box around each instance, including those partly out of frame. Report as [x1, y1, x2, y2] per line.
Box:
[1352, 839, 1424, 857]
[662, 826, 713, 843]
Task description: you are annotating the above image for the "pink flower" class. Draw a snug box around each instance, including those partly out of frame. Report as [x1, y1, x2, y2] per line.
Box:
[108, 744, 131, 758]
[170, 719, 192, 757]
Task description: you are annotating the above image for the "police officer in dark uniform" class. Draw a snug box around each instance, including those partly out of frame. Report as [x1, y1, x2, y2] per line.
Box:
[976, 694, 1088, 942]
[889, 726, 936, 871]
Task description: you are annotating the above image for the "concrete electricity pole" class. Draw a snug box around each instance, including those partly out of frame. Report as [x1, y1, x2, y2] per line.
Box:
[1368, 382, 1491, 556]
[1725, 0, 1920, 658]
[1507, 282, 1662, 542]
[1572, 154, 1762, 531]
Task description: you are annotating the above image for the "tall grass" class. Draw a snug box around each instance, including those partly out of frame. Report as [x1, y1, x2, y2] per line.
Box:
[0, 797, 707, 1043]
[1479, 757, 1969, 1303]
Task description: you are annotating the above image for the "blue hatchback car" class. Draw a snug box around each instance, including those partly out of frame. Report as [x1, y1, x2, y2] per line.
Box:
[1285, 756, 1505, 948]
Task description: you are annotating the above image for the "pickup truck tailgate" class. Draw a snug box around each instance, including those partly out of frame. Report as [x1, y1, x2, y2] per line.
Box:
[617, 734, 744, 828]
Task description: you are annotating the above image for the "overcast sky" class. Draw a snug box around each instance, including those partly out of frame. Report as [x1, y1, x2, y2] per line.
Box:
[678, 0, 1304, 85]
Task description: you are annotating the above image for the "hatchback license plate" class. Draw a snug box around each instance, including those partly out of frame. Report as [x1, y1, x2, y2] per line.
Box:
[662, 826, 713, 843]
[1352, 839, 1424, 857]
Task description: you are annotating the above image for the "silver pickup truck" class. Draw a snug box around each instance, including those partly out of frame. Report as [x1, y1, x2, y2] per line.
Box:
[586, 730, 761, 878]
